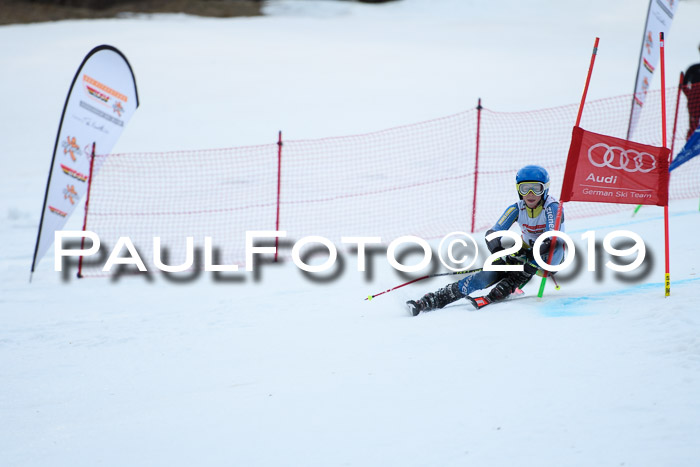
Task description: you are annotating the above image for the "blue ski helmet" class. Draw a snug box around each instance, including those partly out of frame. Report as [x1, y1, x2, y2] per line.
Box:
[516, 165, 550, 200]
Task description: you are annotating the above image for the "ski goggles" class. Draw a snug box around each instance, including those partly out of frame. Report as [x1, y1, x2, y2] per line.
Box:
[517, 181, 546, 196]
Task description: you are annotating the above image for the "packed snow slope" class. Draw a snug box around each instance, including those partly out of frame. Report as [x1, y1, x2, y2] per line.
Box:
[1, 1, 700, 466]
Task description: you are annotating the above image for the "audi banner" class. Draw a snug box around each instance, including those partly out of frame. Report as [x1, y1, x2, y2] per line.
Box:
[561, 127, 670, 206]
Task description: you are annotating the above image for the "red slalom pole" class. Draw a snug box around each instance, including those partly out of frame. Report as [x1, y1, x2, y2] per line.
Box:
[274, 131, 283, 262]
[634, 70, 684, 218]
[660, 33, 670, 297]
[538, 37, 599, 298]
[471, 98, 482, 233]
[77, 142, 96, 278]
[574, 37, 599, 128]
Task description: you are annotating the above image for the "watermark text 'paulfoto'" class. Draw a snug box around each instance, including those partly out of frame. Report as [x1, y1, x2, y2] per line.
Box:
[55, 230, 647, 275]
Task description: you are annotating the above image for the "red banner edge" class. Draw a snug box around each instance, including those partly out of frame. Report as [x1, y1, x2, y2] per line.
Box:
[560, 126, 585, 203]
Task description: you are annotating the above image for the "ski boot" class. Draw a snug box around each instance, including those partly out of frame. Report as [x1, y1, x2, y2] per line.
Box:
[486, 271, 532, 303]
[406, 282, 463, 316]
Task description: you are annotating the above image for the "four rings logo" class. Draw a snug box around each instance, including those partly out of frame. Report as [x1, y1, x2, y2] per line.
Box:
[587, 143, 657, 173]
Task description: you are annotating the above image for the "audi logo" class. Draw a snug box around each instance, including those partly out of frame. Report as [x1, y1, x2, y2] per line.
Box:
[587, 143, 656, 173]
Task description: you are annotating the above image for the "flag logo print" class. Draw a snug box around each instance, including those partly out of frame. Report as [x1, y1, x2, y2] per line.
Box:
[60, 164, 88, 182]
[87, 85, 110, 103]
[645, 30, 654, 55]
[48, 206, 67, 217]
[587, 143, 657, 173]
[61, 136, 81, 162]
[63, 184, 78, 204]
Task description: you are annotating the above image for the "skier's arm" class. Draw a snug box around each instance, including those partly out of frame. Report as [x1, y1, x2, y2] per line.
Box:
[541, 202, 565, 266]
[484, 203, 519, 253]
[520, 201, 565, 275]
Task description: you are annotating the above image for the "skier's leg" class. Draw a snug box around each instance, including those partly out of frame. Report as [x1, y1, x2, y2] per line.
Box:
[407, 282, 463, 315]
[407, 270, 502, 315]
[486, 270, 533, 302]
[457, 270, 502, 297]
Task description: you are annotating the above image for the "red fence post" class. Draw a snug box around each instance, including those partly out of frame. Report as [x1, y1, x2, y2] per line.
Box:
[471, 98, 482, 233]
[77, 142, 96, 278]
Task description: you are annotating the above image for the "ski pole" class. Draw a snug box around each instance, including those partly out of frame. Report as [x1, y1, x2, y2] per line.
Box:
[365, 268, 483, 301]
[550, 273, 561, 291]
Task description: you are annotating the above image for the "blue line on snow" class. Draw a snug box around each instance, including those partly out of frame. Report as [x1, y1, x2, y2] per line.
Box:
[568, 210, 698, 234]
[540, 276, 700, 317]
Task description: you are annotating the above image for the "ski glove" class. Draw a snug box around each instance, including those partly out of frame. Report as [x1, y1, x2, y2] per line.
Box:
[538, 238, 552, 257]
[485, 229, 503, 254]
[525, 238, 552, 262]
[523, 261, 541, 276]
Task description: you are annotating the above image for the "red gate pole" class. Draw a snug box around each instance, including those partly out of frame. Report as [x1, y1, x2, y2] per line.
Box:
[274, 131, 283, 262]
[538, 37, 599, 298]
[633, 70, 683, 217]
[574, 37, 599, 128]
[77, 142, 96, 278]
[471, 98, 482, 233]
[660, 33, 670, 297]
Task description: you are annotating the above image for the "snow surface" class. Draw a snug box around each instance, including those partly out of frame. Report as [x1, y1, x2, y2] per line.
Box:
[1, 0, 700, 465]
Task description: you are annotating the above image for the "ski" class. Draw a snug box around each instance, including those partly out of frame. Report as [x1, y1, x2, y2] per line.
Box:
[408, 295, 493, 315]
[466, 288, 525, 309]
[408, 295, 491, 314]
[407, 288, 524, 315]
[466, 295, 492, 309]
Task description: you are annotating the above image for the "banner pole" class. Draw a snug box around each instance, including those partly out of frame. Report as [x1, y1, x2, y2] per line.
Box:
[30, 80, 77, 278]
[660, 33, 670, 297]
[538, 37, 599, 298]
[471, 98, 482, 233]
[274, 131, 283, 262]
[670, 71, 684, 157]
[626, 0, 653, 140]
[77, 142, 97, 278]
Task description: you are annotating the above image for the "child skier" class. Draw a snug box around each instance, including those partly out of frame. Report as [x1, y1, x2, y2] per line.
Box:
[407, 165, 565, 315]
